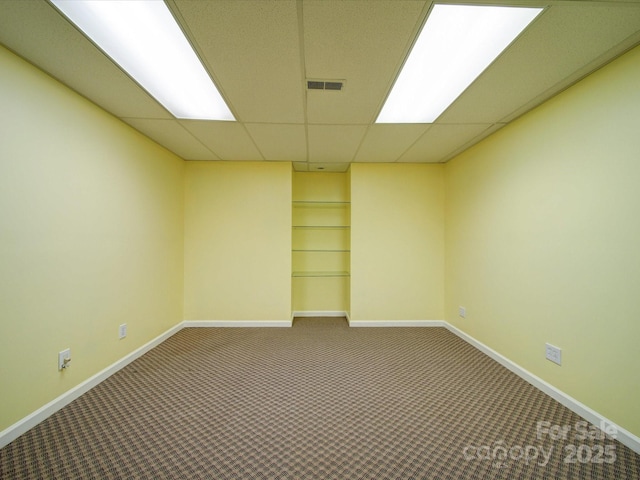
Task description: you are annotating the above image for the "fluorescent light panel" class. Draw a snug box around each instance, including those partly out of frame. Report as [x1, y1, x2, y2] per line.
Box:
[51, 0, 235, 121]
[376, 4, 543, 123]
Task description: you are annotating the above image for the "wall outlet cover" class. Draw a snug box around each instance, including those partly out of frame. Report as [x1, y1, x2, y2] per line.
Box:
[545, 343, 562, 365]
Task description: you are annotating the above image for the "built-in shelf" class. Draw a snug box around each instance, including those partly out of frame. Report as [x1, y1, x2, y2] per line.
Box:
[292, 225, 350, 229]
[292, 271, 350, 278]
[292, 172, 351, 312]
[292, 249, 350, 252]
[292, 201, 350, 206]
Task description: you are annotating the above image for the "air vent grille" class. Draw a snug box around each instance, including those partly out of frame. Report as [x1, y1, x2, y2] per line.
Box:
[324, 81, 343, 91]
[307, 80, 345, 91]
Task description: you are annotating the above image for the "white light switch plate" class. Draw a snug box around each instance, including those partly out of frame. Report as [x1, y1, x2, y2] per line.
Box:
[58, 348, 71, 370]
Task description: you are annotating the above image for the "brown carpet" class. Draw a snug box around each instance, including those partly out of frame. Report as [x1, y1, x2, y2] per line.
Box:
[1, 317, 638, 479]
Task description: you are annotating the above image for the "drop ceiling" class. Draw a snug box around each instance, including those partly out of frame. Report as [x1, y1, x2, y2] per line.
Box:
[1, 0, 640, 172]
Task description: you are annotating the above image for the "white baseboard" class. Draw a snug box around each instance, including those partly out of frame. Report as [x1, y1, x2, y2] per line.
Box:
[444, 322, 640, 455]
[183, 320, 292, 328]
[291, 310, 349, 319]
[348, 319, 446, 327]
[0, 322, 183, 449]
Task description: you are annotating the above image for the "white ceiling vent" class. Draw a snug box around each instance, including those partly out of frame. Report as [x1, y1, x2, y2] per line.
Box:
[307, 79, 345, 91]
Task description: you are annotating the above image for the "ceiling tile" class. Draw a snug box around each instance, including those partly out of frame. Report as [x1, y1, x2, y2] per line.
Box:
[303, 0, 427, 124]
[292, 162, 310, 172]
[307, 125, 368, 163]
[294, 163, 350, 173]
[354, 124, 430, 163]
[2, 0, 640, 166]
[0, 0, 171, 119]
[172, 0, 305, 124]
[245, 124, 307, 162]
[122, 119, 217, 160]
[398, 124, 492, 163]
[438, 3, 640, 124]
[180, 121, 264, 161]
[311, 163, 351, 173]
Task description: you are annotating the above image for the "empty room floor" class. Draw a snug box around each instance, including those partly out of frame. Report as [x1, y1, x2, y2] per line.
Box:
[1, 317, 638, 479]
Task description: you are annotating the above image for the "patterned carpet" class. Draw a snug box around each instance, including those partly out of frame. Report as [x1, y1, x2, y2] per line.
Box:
[1, 317, 638, 479]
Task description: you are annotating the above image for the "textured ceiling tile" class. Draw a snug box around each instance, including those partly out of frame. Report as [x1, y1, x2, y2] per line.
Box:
[122, 119, 217, 160]
[0, 0, 171, 119]
[245, 124, 307, 162]
[354, 124, 430, 163]
[180, 121, 264, 161]
[438, 3, 640, 124]
[292, 161, 350, 172]
[307, 125, 368, 163]
[292, 162, 310, 172]
[305, 163, 351, 173]
[398, 124, 492, 163]
[304, 0, 427, 124]
[320, 163, 351, 172]
[173, 0, 305, 124]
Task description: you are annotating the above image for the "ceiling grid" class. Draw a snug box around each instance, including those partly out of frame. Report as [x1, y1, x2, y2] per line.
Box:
[1, 0, 639, 170]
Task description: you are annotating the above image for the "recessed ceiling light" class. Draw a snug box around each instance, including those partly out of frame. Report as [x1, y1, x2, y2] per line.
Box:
[376, 4, 543, 123]
[50, 0, 235, 121]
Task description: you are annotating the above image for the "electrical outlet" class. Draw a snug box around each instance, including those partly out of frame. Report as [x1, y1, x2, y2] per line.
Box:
[58, 348, 71, 371]
[459, 306, 466, 318]
[545, 343, 562, 365]
[119, 323, 127, 339]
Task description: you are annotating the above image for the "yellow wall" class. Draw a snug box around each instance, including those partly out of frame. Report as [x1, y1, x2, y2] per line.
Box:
[445, 45, 640, 437]
[184, 162, 291, 321]
[0, 46, 184, 431]
[351, 164, 444, 321]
